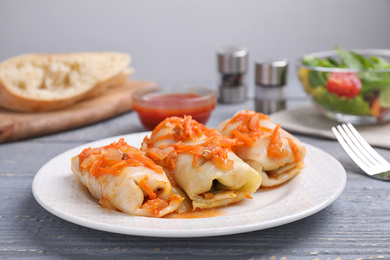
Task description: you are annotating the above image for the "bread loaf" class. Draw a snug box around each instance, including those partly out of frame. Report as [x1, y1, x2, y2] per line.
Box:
[0, 52, 133, 112]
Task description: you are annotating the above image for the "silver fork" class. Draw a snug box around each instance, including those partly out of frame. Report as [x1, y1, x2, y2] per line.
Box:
[331, 123, 390, 181]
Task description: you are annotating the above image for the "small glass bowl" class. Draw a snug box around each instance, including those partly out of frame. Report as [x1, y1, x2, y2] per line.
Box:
[297, 49, 390, 124]
[132, 86, 217, 130]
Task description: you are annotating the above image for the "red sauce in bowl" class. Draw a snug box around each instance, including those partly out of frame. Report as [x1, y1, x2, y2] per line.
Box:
[132, 88, 217, 130]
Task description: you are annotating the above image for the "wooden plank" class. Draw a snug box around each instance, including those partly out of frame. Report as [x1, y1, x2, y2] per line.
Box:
[0, 80, 154, 143]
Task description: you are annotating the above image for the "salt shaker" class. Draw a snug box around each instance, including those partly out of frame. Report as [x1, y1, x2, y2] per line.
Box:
[255, 59, 288, 114]
[217, 46, 248, 103]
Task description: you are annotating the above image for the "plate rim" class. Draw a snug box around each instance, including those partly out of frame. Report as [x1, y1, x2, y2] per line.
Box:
[32, 132, 347, 238]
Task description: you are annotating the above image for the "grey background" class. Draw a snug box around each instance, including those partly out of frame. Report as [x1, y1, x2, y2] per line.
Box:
[1, 0, 390, 97]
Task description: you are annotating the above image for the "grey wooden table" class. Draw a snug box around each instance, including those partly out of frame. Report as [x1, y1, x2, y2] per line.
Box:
[1, 98, 389, 260]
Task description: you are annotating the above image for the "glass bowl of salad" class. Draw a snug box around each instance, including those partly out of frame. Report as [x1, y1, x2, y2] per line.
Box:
[297, 47, 390, 124]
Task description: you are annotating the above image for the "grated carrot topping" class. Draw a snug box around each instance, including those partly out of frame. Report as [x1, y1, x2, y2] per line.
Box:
[231, 128, 255, 146]
[139, 177, 157, 200]
[78, 147, 92, 168]
[89, 155, 104, 177]
[223, 111, 291, 160]
[287, 137, 301, 163]
[260, 126, 272, 132]
[267, 123, 289, 159]
[78, 138, 164, 178]
[143, 116, 238, 172]
[222, 110, 270, 146]
[142, 197, 169, 216]
[97, 168, 116, 175]
[244, 193, 253, 199]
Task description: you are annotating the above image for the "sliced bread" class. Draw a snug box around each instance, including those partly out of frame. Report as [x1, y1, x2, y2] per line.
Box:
[0, 52, 133, 112]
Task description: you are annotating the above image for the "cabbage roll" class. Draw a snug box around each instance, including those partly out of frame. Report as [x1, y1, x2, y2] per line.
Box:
[218, 110, 306, 187]
[71, 138, 183, 218]
[142, 116, 262, 210]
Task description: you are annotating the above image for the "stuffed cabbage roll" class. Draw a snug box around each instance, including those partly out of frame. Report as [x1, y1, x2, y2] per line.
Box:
[71, 138, 183, 218]
[218, 110, 306, 187]
[142, 116, 262, 210]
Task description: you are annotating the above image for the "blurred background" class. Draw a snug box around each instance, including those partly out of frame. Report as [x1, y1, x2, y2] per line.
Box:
[1, 0, 390, 97]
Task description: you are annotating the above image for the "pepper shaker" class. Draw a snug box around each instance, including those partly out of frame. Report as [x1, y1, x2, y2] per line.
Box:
[217, 46, 248, 103]
[255, 59, 288, 114]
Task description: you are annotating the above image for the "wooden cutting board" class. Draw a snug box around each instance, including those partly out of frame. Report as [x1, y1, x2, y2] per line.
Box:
[0, 79, 154, 143]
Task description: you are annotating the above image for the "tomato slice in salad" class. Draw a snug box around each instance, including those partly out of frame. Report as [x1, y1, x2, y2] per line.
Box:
[326, 72, 362, 98]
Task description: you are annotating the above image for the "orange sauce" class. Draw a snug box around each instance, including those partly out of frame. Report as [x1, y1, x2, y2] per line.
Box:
[164, 208, 226, 219]
[258, 183, 284, 190]
[133, 93, 216, 130]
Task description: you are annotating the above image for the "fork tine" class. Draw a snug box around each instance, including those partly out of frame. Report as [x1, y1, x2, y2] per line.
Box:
[341, 124, 380, 166]
[332, 123, 390, 176]
[331, 126, 372, 174]
[344, 123, 389, 165]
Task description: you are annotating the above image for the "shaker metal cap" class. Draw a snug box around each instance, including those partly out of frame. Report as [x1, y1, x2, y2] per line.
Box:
[217, 46, 248, 74]
[255, 58, 288, 86]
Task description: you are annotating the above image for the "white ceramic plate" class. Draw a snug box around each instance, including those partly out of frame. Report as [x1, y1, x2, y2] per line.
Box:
[32, 132, 346, 238]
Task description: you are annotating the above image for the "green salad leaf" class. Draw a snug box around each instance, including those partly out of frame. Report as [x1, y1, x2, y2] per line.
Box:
[315, 87, 371, 116]
[360, 72, 390, 93]
[335, 46, 367, 70]
[379, 86, 390, 107]
[302, 55, 339, 67]
[308, 71, 327, 87]
[370, 56, 390, 69]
